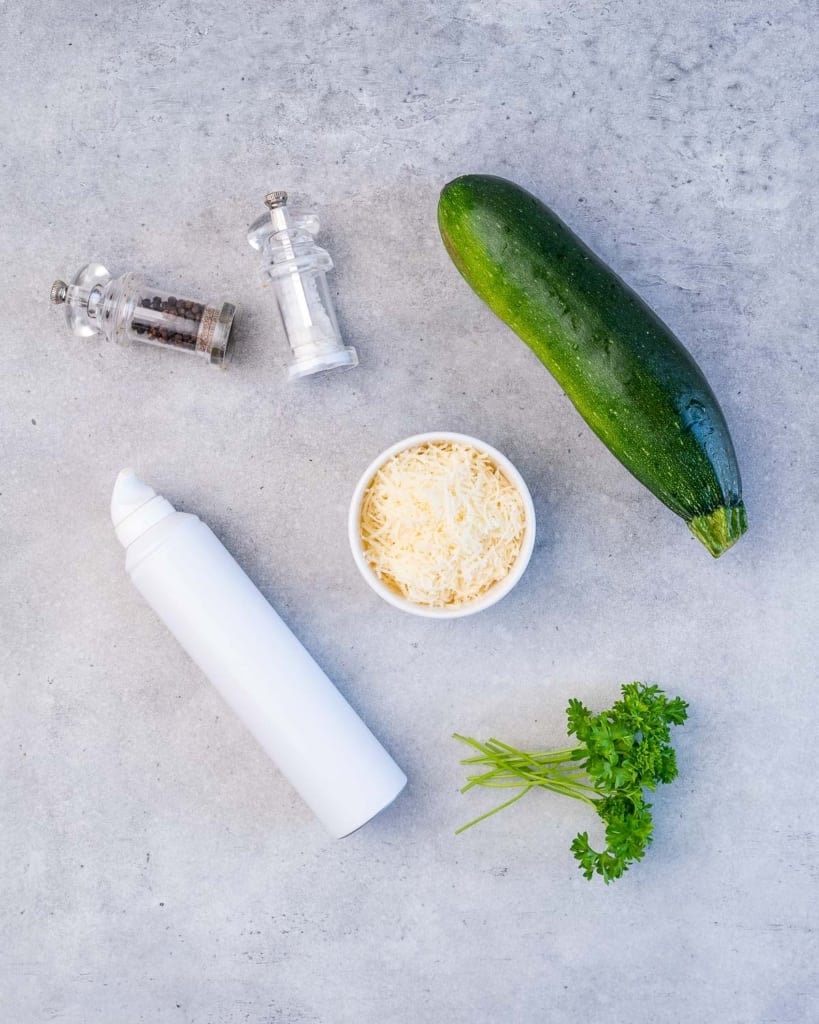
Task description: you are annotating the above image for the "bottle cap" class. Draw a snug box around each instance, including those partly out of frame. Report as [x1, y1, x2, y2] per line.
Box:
[111, 469, 174, 547]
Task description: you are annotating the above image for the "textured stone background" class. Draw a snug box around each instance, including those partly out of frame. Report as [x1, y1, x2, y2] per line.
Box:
[1, 2, 817, 1021]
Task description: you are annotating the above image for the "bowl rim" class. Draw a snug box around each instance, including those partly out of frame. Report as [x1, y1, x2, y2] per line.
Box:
[347, 431, 537, 619]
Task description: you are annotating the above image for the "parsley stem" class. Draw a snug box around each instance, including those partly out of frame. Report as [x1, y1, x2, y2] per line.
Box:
[454, 786, 534, 834]
[454, 733, 601, 826]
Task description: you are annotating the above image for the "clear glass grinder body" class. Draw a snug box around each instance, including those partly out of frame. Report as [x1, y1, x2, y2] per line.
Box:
[247, 191, 358, 380]
[50, 262, 236, 366]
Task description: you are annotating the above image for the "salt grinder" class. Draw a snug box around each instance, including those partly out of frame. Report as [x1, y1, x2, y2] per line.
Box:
[50, 262, 237, 366]
[247, 191, 358, 380]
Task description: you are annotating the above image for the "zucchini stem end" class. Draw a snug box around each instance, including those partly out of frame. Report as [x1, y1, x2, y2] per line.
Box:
[688, 503, 748, 557]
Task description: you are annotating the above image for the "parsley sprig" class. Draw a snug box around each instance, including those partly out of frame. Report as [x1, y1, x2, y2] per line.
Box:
[455, 683, 688, 882]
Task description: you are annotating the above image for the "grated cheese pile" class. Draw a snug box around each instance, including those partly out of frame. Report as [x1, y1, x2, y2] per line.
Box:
[359, 441, 526, 607]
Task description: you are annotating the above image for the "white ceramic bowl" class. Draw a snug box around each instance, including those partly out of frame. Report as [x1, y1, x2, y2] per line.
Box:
[348, 432, 536, 619]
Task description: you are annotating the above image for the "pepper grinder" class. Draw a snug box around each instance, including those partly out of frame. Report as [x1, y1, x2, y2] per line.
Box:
[50, 262, 237, 367]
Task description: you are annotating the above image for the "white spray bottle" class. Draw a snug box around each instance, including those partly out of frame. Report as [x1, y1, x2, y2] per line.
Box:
[111, 469, 407, 837]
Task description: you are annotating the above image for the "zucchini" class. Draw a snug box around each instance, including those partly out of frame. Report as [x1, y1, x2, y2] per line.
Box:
[438, 175, 747, 557]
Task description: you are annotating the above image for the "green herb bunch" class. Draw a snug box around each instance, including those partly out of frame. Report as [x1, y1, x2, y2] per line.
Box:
[455, 683, 688, 883]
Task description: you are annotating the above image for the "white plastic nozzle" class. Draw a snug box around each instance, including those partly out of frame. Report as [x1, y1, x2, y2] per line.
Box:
[111, 469, 174, 547]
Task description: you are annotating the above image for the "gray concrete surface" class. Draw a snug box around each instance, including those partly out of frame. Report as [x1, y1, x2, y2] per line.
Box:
[1, 2, 817, 1021]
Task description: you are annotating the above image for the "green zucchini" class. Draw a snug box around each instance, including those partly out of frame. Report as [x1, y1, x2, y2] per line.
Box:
[438, 174, 747, 557]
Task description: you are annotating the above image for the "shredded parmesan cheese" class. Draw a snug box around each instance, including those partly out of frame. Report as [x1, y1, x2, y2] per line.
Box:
[359, 441, 526, 607]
